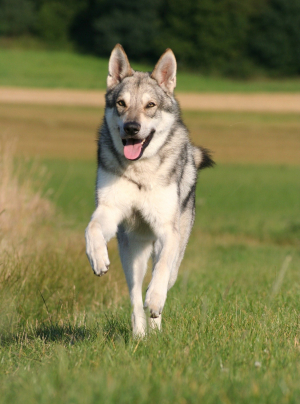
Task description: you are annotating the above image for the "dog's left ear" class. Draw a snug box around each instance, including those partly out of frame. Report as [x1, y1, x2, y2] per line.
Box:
[151, 49, 177, 94]
[107, 44, 134, 89]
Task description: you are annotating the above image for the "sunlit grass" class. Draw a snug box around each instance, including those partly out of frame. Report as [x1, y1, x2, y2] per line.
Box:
[1, 103, 300, 165]
[0, 105, 300, 402]
[1, 48, 300, 92]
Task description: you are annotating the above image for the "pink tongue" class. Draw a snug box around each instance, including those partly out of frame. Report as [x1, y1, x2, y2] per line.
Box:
[124, 139, 143, 160]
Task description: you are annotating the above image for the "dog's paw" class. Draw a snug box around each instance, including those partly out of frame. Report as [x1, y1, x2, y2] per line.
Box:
[132, 311, 147, 338]
[144, 287, 166, 318]
[85, 222, 110, 276]
[149, 315, 162, 331]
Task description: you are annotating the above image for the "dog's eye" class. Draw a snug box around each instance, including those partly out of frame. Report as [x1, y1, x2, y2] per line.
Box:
[117, 100, 126, 107]
[146, 102, 156, 109]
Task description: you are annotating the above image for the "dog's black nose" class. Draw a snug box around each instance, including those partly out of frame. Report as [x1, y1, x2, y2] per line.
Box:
[124, 122, 141, 136]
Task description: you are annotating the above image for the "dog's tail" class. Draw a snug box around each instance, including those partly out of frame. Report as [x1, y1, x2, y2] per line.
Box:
[193, 146, 215, 170]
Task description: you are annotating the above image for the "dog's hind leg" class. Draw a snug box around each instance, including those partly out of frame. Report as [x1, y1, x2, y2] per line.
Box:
[147, 241, 164, 331]
[118, 228, 153, 337]
[168, 208, 195, 290]
[144, 226, 180, 319]
[149, 315, 162, 331]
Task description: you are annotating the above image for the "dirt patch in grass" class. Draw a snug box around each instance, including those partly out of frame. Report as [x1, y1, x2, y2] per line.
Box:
[1, 87, 300, 113]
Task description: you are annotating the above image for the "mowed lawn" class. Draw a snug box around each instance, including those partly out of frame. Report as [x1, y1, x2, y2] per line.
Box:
[0, 103, 300, 403]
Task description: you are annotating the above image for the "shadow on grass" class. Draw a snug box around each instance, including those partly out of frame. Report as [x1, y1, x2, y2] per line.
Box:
[0, 322, 96, 346]
[36, 314, 131, 345]
[0, 314, 132, 347]
[35, 322, 96, 344]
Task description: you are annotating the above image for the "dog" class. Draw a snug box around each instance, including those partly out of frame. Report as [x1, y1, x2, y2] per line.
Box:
[85, 44, 214, 336]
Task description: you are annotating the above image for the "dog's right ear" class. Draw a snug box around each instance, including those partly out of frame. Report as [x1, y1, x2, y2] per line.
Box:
[107, 44, 134, 90]
[151, 49, 177, 94]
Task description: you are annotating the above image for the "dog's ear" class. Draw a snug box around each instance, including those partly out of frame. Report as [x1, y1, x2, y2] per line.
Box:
[107, 44, 134, 89]
[151, 49, 177, 94]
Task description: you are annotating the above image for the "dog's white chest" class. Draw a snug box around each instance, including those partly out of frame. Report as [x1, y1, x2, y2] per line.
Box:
[97, 168, 178, 230]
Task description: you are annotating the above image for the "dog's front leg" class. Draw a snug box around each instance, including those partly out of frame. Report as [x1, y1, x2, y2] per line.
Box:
[144, 227, 180, 318]
[85, 205, 122, 276]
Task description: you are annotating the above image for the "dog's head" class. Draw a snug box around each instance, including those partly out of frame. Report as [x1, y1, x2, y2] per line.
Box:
[105, 44, 180, 161]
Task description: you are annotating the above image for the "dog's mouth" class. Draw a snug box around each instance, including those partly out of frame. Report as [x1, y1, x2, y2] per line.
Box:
[122, 130, 155, 160]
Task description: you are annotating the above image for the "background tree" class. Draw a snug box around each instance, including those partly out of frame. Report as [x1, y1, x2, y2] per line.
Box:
[35, 0, 85, 46]
[0, 0, 35, 36]
[1, 0, 300, 77]
[248, 0, 300, 75]
[87, 0, 160, 61]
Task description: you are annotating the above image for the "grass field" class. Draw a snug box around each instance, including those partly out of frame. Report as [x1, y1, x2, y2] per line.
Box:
[1, 48, 300, 92]
[0, 104, 300, 403]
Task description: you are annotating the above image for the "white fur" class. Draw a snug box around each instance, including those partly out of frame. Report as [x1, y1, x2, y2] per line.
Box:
[86, 164, 181, 336]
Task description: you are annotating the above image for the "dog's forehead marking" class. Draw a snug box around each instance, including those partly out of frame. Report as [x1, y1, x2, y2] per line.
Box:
[121, 73, 159, 97]
[118, 91, 130, 104]
[119, 88, 158, 112]
[142, 92, 156, 104]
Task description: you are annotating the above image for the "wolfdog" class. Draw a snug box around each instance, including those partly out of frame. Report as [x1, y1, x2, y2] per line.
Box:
[85, 44, 214, 336]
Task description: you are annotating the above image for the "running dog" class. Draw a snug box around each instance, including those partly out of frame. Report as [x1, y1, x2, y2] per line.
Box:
[85, 44, 214, 336]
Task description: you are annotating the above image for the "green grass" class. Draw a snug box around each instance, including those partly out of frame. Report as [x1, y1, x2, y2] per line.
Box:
[1, 48, 300, 92]
[1, 104, 300, 402]
[41, 160, 300, 246]
[40, 159, 97, 227]
[1, 160, 300, 403]
[197, 165, 300, 245]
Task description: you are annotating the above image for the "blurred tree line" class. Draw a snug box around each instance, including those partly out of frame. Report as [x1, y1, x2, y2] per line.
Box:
[0, 0, 300, 77]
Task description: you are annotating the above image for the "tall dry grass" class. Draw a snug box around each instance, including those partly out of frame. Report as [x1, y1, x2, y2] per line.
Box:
[0, 136, 57, 333]
[0, 136, 54, 254]
[0, 137, 126, 336]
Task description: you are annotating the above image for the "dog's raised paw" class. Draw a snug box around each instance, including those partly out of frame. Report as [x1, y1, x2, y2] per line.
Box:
[85, 222, 110, 277]
[144, 290, 166, 318]
[87, 246, 110, 276]
[95, 264, 109, 277]
[87, 251, 110, 276]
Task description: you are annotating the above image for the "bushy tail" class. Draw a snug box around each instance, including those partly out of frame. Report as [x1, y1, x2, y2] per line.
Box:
[193, 146, 215, 170]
